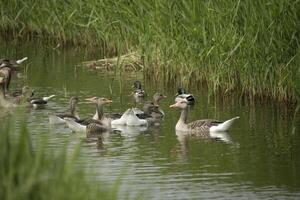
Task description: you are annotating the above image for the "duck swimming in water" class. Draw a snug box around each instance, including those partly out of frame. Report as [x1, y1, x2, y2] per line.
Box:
[143, 92, 167, 118]
[175, 87, 195, 105]
[170, 99, 239, 133]
[27, 94, 56, 108]
[131, 80, 146, 98]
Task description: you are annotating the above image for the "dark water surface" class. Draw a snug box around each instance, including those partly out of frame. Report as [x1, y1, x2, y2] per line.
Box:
[1, 40, 300, 199]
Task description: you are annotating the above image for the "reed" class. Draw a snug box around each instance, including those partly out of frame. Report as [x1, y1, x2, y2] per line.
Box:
[0, 122, 120, 200]
[1, 0, 299, 104]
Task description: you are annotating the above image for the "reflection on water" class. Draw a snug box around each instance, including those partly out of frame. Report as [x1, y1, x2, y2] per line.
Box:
[1, 40, 300, 199]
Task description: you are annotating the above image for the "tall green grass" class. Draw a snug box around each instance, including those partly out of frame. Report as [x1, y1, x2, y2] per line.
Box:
[0, 122, 119, 200]
[1, 0, 299, 104]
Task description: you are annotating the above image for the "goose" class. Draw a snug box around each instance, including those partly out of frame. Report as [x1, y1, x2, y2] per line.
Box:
[175, 87, 195, 105]
[49, 96, 80, 124]
[0, 66, 12, 95]
[111, 108, 147, 126]
[169, 99, 239, 133]
[131, 80, 146, 98]
[65, 97, 113, 133]
[0, 86, 34, 107]
[0, 64, 33, 98]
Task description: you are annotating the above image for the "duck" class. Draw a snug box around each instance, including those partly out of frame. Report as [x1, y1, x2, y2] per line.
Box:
[175, 87, 195, 105]
[65, 97, 113, 133]
[49, 96, 80, 124]
[131, 80, 146, 98]
[27, 94, 56, 108]
[143, 92, 167, 118]
[111, 108, 147, 126]
[169, 99, 239, 133]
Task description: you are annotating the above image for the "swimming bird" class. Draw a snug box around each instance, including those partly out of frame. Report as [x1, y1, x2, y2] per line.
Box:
[169, 99, 239, 133]
[0, 86, 34, 107]
[131, 80, 146, 98]
[27, 94, 56, 108]
[65, 97, 113, 133]
[143, 92, 167, 118]
[111, 108, 147, 126]
[49, 96, 80, 124]
[175, 87, 195, 105]
[0, 66, 12, 95]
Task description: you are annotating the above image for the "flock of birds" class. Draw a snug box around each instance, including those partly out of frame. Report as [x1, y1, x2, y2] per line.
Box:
[0, 57, 239, 138]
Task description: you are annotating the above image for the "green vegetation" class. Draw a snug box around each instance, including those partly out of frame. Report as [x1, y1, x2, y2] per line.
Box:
[0, 123, 119, 200]
[1, 0, 299, 103]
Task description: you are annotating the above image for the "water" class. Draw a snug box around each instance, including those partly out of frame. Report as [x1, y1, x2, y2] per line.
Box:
[1, 40, 300, 199]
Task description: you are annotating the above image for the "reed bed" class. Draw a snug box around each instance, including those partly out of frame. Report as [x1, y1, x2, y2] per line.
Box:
[1, 0, 299, 104]
[0, 122, 120, 200]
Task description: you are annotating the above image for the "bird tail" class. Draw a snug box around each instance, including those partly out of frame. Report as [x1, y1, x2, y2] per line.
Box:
[65, 118, 86, 132]
[43, 95, 55, 101]
[49, 115, 66, 124]
[16, 57, 28, 64]
[210, 116, 240, 132]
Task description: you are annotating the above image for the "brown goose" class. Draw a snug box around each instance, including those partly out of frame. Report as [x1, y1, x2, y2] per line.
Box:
[0, 86, 34, 107]
[65, 97, 113, 133]
[49, 96, 80, 124]
[170, 99, 239, 133]
[0, 66, 12, 95]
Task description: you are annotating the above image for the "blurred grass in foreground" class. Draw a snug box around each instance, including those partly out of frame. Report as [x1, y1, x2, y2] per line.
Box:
[0, 122, 122, 200]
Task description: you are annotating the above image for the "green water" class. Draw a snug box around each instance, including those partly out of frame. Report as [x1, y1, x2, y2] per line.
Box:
[1, 40, 300, 199]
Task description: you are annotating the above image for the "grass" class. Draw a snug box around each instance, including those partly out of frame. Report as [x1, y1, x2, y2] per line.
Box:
[0, 0, 299, 104]
[0, 122, 121, 200]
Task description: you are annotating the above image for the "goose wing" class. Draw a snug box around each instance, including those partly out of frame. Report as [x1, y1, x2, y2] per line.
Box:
[187, 119, 222, 130]
[86, 123, 109, 133]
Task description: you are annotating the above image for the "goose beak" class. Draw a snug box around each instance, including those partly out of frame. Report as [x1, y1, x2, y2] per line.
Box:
[106, 99, 113, 103]
[85, 97, 96, 103]
[169, 103, 177, 108]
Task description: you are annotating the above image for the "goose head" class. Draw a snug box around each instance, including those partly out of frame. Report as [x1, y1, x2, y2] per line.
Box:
[153, 93, 167, 105]
[22, 86, 34, 98]
[85, 97, 113, 105]
[69, 96, 79, 104]
[169, 99, 189, 110]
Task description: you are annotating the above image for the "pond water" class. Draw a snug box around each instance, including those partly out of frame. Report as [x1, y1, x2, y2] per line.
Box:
[1, 40, 300, 199]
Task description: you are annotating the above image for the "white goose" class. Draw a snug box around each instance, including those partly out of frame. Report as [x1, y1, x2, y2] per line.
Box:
[111, 108, 147, 126]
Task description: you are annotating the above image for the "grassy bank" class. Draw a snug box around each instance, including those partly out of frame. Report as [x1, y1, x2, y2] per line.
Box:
[1, 0, 299, 104]
[0, 123, 120, 200]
